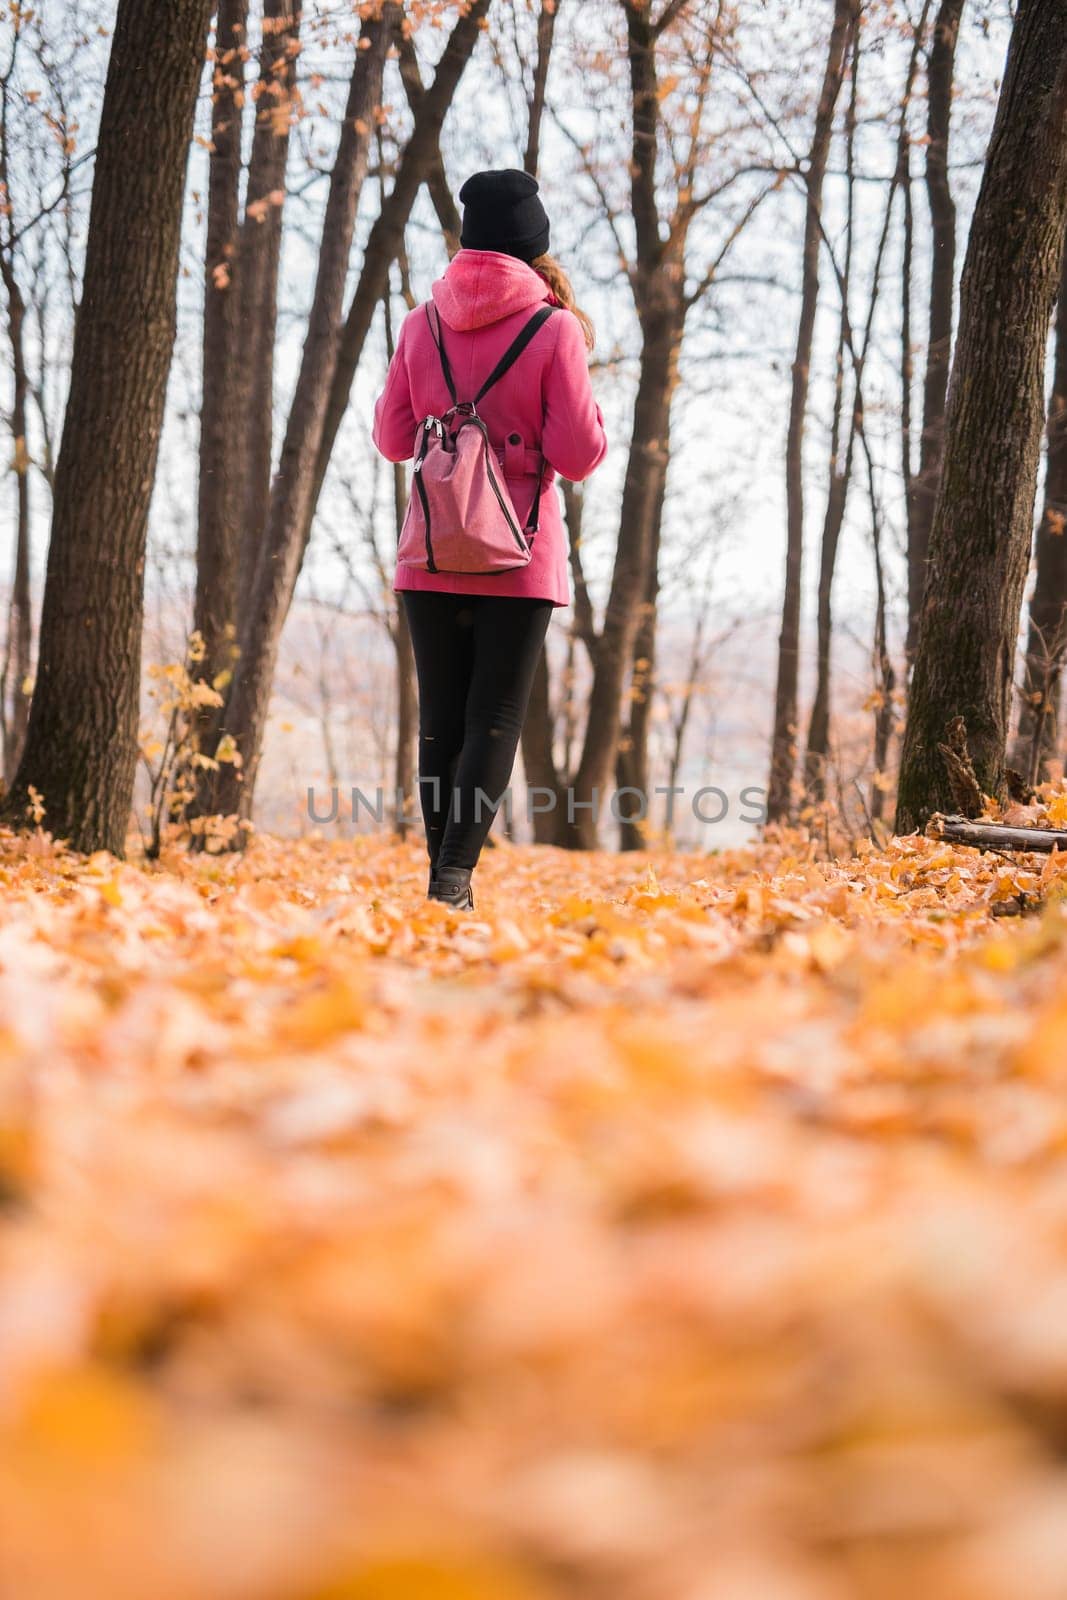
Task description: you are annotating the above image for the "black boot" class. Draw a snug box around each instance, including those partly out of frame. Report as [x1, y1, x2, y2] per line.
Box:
[427, 865, 474, 911]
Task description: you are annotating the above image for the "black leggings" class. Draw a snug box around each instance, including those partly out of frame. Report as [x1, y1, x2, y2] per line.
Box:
[402, 591, 553, 873]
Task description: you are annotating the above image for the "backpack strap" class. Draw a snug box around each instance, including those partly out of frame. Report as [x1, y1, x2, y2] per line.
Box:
[474, 304, 556, 404]
[427, 302, 556, 409]
[427, 305, 458, 406]
[426, 301, 556, 541]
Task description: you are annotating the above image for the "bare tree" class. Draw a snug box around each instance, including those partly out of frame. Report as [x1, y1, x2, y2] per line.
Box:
[0, 7, 84, 778]
[804, 1, 931, 801]
[0, 0, 213, 854]
[203, 0, 492, 834]
[766, 0, 859, 823]
[803, 17, 860, 804]
[206, 4, 399, 833]
[906, 0, 965, 666]
[563, 0, 774, 849]
[195, 0, 249, 691]
[897, 0, 1067, 831]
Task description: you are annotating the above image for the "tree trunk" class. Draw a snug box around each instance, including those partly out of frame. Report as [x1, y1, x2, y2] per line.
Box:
[235, 0, 302, 600]
[866, 433, 896, 824]
[520, 492, 592, 845]
[906, 0, 964, 665]
[396, 33, 462, 255]
[898, 27, 916, 573]
[1013, 230, 1067, 779]
[663, 587, 712, 843]
[0, 34, 33, 782]
[804, 20, 859, 802]
[199, 0, 486, 837]
[896, 0, 1067, 833]
[209, 7, 397, 829]
[804, 3, 927, 800]
[393, 601, 417, 839]
[514, 0, 563, 844]
[563, 297, 677, 850]
[521, 652, 563, 843]
[616, 467, 665, 850]
[524, 0, 560, 176]
[0, 255, 32, 782]
[195, 0, 248, 689]
[391, 457, 417, 837]
[804, 465, 850, 800]
[767, 0, 857, 822]
[0, 0, 212, 855]
[561, 0, 682, 851]
[308, 0, 491, 530]
[520, 484, 593, 844]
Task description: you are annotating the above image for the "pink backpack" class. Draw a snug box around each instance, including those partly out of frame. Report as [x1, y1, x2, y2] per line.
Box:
[397, 303, 556, 574]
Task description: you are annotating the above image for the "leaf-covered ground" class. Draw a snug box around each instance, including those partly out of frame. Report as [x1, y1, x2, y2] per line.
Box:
[3, 819, 1067, 1599]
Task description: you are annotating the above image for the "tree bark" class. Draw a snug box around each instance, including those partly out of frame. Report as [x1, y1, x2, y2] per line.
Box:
[393, 596, 417, 839]
[524, 0, 560, 176]
[520, 483, 596, 844]
[906, 0, 964, 665]
[209, 7, 397, 828]
[0, 0, 212, 855]
[1013, 230, 1067, 779]
[235, 0, 302, 600]
[867, 432, 896, 825]
[396, 32, 461, 254]
[896, 0, 1067, 833]
[195, 0, 248, 689]
[616, 467, 665, 850]
[563, 327, 677, 854]
[767, 0, 857, 823]
[521, 651, 563, 842]
[390, 449, 417, 837]
[0, 257, 32, 781]
[803, 21, 859, 802]
[0, 29, 38, 779]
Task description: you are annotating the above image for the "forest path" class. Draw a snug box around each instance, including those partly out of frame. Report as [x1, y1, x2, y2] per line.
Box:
[1, 824, 1067, 1599]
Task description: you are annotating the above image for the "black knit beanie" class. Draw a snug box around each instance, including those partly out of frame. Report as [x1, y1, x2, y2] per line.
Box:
[458, 169, 550, 263]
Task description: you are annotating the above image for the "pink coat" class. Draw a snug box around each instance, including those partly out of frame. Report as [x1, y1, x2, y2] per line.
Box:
[372, 250, 607, 606]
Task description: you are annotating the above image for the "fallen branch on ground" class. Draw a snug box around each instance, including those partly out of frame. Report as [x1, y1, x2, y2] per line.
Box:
[927, 813, 1067, 854]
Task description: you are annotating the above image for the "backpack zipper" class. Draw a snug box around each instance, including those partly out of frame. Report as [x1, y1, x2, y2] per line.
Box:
[412, 420, 439, 572]
[458, 416, 531, 557]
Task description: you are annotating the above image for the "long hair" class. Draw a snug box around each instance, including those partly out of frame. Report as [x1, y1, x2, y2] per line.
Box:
[530, 254, 596, 352]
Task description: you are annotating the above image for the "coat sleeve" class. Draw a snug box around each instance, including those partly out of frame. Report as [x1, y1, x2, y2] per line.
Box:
[372, 310, 420, 463]
[540, 310, 608, 483]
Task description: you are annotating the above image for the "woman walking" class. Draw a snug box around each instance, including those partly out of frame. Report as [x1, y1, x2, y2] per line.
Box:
[373, 170, 607, 908]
